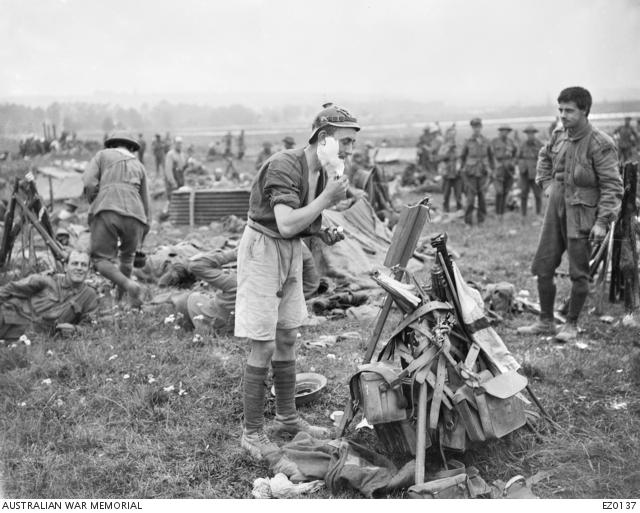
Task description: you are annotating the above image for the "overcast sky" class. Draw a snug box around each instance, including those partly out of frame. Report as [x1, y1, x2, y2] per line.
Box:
[1, 0, 639, 107]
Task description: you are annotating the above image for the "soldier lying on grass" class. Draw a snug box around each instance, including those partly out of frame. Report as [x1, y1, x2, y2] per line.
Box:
[0, 250, 98, 342]
[158, 245, 320, 332]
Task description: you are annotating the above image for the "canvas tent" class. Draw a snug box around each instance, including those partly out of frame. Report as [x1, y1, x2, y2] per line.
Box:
[312, 199, 423, 289]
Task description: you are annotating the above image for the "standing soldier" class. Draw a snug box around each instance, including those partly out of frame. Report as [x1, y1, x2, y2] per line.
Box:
[83, 132, 149, 307]
[255, 141, 273, 171]
[151, 134, 165, 177]
[236, 103, 357, 461]
[164, 136, 187, 199]
[437, 126, 462, 212]
[613, 116, 638, 163]
[517, 125, 544, 217]
[237, 130, 246, 160]
[363, 141, 376, 167]
[163, 133, 172, 155]
[460, 118, 495, 226]
[137, 133, 146, 164]
[429, 124, 444, 171]
[416, 127, 432, 171]
[517, 87, 622, 342]
[491, 125, 518, 219]
[223, 131, 233, 158]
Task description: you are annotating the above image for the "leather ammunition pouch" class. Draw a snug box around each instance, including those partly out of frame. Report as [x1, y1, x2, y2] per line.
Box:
[349, 362, 408, 425]
[453, 370, 527, 441]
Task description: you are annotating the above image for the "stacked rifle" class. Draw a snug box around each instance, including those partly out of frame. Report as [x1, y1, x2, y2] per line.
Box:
[590, 161, 639, 314]
[0, 176, 66, 272]
[344, 231, 548, 485]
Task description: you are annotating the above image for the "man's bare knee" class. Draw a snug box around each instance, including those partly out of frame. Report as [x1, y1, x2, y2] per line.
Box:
[276, 328, 298, 348]
[248, 339, 275, 367]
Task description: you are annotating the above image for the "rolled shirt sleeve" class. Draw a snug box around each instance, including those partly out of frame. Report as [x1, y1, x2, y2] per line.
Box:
[264, 165, 302, 209]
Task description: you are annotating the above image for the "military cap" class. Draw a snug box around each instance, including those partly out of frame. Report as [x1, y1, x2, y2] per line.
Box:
[309, 102, 360, 143]
[523, 125, 539, 133]
[498, 125, 513, 132]
[104, 131, 140, 151]
[470, 118, 482, 127]
[282, 136, 295, 145]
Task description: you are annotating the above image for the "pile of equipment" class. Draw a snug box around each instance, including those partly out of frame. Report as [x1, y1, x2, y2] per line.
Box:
[339, 201, 548, 487]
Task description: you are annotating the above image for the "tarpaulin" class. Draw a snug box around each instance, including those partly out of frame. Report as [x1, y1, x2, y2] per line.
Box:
[314, 199, 423, 290]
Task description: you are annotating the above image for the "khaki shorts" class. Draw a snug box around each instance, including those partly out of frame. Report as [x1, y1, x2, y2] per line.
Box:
[234, 226, 307, 340]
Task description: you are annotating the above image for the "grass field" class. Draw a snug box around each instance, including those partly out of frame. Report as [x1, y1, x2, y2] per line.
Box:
[1, 173, 640, 499]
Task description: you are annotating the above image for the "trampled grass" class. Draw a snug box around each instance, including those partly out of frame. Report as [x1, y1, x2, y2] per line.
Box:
[1, 202, 639, 498]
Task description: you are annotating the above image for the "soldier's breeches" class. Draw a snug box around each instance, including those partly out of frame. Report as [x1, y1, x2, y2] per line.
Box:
[531, 184, 591, 322]
[519, 176, 542, 216]
[494, 175, 514, 215]
[443, 178, 463, 212]
[464, 175, 487, 224]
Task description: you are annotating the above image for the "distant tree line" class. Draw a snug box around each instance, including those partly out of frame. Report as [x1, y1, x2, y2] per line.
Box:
[0, 101, 262, 136]
[1, 98, 639, 137]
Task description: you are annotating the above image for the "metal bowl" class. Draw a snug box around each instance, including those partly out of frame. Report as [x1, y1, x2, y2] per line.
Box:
[271, 372, 328, 406]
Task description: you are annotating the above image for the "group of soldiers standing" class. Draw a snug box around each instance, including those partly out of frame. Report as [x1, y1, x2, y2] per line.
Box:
[420, 119, 544, 224]
[419, 114, 639, 226]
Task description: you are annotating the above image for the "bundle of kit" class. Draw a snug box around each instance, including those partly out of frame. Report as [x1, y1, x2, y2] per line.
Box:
[344, 233, 547, 485]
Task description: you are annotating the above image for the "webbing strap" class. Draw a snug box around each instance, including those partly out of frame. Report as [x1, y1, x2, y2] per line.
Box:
[429, 353, 447, 430]
[474, 389, 496, 439]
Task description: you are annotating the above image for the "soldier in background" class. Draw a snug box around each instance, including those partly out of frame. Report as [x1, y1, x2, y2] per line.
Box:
[164, 136, 187, 197]
[437, 126, 462, 212]
[151, 134, 165, 177]
[517, 125, 544, 218]
[416, 126, 433, 171]
[363, 141, 376, 167]
[282, 136, 296, 150]
[237, 130, 246, 160]
[491, 125, 518, 219]
[429, 124, 444, 169]
[460, 118, 495, 226]
[255, 141, 273, 171]
[613, 116, 638, 163]
[137, 133, 146, 164]
[223, 131, 233, 158]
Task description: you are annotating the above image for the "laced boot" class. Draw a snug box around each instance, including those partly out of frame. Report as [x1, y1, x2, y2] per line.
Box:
[240, 429, 281, 461]
[554, 322, 578, 343]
